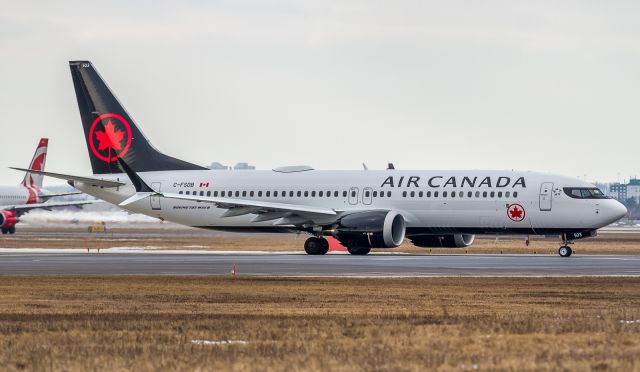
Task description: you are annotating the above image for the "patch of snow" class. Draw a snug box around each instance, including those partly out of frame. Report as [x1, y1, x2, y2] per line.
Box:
[619, 320, 640, 324]
[191, 339, 248, 346]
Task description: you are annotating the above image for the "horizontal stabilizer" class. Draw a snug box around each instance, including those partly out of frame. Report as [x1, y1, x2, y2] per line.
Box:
[9, 168, 125, 188]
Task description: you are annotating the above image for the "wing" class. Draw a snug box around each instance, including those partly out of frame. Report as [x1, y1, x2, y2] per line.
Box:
[121, 192, 337, 225]
[39, 191, 83, 201]
[9, 168, 125, 188]
[1, 200, 101, 216]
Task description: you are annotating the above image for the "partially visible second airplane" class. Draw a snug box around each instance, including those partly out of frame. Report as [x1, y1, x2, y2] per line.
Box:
[0, 138, 96, 234]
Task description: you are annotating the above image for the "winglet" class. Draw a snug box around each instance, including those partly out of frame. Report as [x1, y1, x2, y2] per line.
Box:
[116, 158, 154, 193]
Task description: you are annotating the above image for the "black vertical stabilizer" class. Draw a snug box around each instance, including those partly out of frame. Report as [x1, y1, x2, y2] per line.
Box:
[69, 61, 207, 174]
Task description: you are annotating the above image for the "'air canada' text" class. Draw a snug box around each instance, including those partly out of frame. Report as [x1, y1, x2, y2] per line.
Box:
[380, 176, 526, 188]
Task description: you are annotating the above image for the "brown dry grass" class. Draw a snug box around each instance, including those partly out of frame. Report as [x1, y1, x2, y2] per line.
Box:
[2, 227, 640, 255]
[0, 277, 639, 371]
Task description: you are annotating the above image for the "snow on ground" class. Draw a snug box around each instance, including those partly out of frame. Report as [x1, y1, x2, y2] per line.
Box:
[20, 209, 160, 225]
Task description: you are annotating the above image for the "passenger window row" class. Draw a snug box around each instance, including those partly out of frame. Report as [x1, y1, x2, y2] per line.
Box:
[401, 190, 518, 199]
[177, 190, 389, 198]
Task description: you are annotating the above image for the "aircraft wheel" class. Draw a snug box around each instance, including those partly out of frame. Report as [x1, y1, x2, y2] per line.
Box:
[347, 246, 371, 255]
[8, 226, 15, 234]
[558, 246, 572, 257]
[304, 237, 329, 255]
[1, 229, 7, 235]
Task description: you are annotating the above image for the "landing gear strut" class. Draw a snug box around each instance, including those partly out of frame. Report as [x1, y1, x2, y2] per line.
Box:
[558, 234, 574, 257]
[304, 237, 329, 255]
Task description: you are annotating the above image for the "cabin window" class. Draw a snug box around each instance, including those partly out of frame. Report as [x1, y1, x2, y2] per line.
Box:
[483, 191, 487, 198]
[250, 191, 254, 197]
[365, 190, 370, 197]
[319, 191, 324, 197]
[265, 191, 270, 197]
[513, 192, 518, 198]
[402, 191, 407, 197]
[475, 191, 480, 198]
[258, 191, 263, 197]
[335, 191, 340, 197]
[206, 191, 211, 197]
[451, 191, 455, 198]
[185, 191, 190, 195]
[234, 191, 239, 197]
[214, 191, 219, 197]
[506, 191, 510, 198]
[311, 191, 316, 197]
[434, 191, 439, 197]
[343, 191, 347, 197]
[427, 191, 431, 197]
[242, 191, 247, 197]
[304, 191, 309, 197]
[221, 191, 225, 197]
[467, 191, 472, 198]
[498, 191, 503, 198]
[387, 191, 392, 197]
[199, 191, 204, 196]
[274, 191, 279, 197]
[351, 190, 356, 198]
[379, 192, 384, 198]
[418, 191, 423, 197]
[443, 191, 448, 197]
[296, 191, 301, 197]
[373, 191, 378, 197]
[179, 191, 183, 194]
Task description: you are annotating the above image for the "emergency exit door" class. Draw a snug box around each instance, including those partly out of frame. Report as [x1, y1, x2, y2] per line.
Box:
[539, 182, 553, 211]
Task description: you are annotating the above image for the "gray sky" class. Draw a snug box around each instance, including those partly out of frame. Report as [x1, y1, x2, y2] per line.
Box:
[1, 0, 639, 185]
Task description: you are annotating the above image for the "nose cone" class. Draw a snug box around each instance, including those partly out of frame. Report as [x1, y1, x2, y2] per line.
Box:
[603, 200, 627, 225]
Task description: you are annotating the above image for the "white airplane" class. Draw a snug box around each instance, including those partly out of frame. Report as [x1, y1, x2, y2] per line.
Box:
[16, 61, 627, 256]
[1, 138, 97, 234]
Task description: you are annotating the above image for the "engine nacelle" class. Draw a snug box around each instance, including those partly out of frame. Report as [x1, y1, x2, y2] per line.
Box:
[0, 210, 18, 228]
[334, 210, 406, 248]
[410, 234, 475, 248]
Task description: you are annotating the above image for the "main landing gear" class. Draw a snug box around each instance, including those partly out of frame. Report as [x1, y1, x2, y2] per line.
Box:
[303, 237, 372, 255]
[304, 237, 329, 255]
[1, 227, 15, 235]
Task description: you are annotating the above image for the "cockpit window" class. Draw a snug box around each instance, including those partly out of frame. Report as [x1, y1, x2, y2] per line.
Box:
[563, 187, 608, 199]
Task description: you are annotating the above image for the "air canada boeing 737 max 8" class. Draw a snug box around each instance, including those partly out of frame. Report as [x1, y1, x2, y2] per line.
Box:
[15, 61, 628, 257]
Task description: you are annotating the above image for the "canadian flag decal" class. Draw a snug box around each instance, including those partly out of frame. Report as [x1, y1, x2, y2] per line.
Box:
[200, 182, 210, 187]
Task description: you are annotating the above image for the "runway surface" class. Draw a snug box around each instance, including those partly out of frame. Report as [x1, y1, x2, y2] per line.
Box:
[1, 251, 640, 276]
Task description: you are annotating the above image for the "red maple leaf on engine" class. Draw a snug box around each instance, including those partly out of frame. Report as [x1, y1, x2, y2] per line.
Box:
[510, 207, 523, 219]
[95, 120, 125, 151]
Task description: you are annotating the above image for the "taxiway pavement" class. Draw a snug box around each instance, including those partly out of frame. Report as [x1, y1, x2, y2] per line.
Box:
[1, 251, 639, 276]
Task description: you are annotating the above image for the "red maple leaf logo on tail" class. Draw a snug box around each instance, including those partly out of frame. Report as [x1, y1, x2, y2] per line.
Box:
[95, 120, 125, 151]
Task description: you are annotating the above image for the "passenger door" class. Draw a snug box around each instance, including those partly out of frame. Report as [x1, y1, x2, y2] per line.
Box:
[539, 182, 553, 211]
[150, 182, 162, 210]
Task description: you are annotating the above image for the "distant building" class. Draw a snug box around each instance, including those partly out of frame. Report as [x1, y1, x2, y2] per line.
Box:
[209, 162, 230, 170]
[208, 162, 256, 170]
[233, 162, 256, 170]
[610, 178, 640, 201]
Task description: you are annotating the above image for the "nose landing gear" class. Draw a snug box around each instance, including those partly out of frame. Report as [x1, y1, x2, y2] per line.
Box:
[558, 233, 575, 257]
[558, 245, 572, 257]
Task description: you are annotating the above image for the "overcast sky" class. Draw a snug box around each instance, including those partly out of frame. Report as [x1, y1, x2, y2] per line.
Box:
[1, 0, 638, 184]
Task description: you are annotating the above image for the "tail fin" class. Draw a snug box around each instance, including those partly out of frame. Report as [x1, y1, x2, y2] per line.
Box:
[21, 138, 48, 189]
[69, 61, 206, 174]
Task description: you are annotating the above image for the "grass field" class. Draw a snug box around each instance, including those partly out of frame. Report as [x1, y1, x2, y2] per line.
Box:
[2, 227, 640, 255]
[1, 276, 639, 371]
